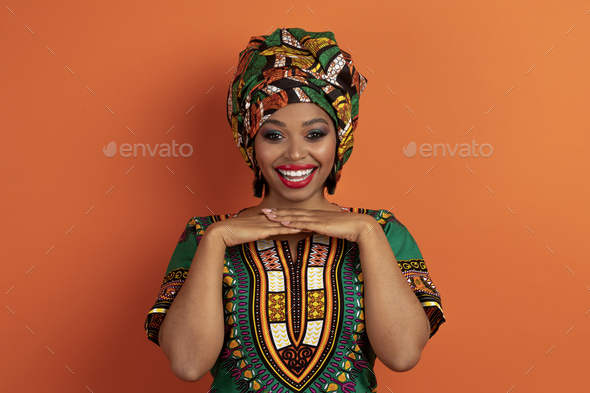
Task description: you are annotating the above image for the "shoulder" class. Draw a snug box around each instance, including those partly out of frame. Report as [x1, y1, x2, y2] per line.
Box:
[188, 211, 239, 226]
[177, 212, 237, 243]
[342, 206, 404, 227]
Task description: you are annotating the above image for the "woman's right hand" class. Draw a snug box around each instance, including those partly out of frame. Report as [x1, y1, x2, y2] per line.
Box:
[207, 210, 303, 248]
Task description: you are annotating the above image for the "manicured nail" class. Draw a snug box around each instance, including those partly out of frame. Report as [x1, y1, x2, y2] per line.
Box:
[281, 221, 290, 225]
[261, 208, 272, 213]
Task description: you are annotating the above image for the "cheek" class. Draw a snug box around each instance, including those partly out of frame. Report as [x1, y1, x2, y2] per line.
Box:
[253, 140, 278, 169]
[315, 140, 337, 165]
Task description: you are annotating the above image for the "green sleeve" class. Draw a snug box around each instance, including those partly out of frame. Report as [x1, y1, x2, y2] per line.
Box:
[144, 217, 205, 346]
[374, 209, 446, 338]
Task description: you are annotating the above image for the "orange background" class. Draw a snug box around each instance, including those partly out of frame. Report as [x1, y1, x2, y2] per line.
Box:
[1, 1, 589, 392]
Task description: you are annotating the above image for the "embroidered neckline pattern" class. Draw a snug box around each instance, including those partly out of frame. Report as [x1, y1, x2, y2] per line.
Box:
[144, 207, 445, 392]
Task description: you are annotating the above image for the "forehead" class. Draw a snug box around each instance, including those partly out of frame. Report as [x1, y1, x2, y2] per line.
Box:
[272, 102, 329, 119]
[261, 103, 333, 127]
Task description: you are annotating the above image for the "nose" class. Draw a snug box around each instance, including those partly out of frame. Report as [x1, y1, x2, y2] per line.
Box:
[283, 136, 308, 161]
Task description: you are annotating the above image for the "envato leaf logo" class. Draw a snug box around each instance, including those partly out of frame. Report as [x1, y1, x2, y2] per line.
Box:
[403, 141, 492, 158]
[403, 141, 417, 157]
[103, 142, 117, 157]
[103, 141, 193, 157]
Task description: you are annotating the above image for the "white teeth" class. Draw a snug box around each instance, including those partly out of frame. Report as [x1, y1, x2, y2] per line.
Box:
[277, 168, 314, 182]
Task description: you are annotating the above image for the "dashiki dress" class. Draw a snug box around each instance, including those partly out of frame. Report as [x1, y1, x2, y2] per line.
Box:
[145, 207, 446, 393]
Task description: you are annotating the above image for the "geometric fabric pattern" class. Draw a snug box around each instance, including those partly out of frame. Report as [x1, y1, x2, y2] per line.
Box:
[145, 206, 446, 392]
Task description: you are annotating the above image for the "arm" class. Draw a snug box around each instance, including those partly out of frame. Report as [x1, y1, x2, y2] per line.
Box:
[260, 208, 441, 372]
[356, 215, 431, 372]
[158, 224, 227, 382]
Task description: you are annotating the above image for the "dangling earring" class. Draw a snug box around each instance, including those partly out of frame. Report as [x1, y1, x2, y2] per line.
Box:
[326, 164, 338, 195]
[253, 166, 265, 198]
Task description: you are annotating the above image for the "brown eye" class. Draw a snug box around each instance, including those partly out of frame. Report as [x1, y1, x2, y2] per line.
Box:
[262, 130, 283, 140]
[307, 130, 327, 140]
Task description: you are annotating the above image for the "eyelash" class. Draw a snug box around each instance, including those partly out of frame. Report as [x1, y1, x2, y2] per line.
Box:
[307, 130, 327, 139]
[263, 130, 327, 140]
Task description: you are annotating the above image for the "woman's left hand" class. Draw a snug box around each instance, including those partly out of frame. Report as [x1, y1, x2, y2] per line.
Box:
[261, 208, 376, 243]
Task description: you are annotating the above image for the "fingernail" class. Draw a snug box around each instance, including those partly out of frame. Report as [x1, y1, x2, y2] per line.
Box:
[261, 208, 272, 213]
[281, 221, 290, 225]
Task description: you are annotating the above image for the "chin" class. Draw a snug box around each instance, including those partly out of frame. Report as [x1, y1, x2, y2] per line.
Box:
[276, 188, 319, 201]
[267, 182, 328, 202]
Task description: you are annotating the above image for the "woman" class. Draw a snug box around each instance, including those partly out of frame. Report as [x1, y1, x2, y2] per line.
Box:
[145, 27, 445, 392]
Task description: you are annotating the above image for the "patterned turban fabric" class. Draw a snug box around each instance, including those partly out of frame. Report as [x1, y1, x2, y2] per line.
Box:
[226, 27, 368, 189]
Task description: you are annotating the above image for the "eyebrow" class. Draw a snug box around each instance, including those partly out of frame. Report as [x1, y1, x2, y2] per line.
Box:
[261, 117, 329, 128]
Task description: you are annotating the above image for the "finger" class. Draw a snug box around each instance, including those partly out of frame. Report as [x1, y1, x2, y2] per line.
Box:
[275, 210, 333, 221]
[263, 217, 319, 230]
[264, 221, 306, 229]
[262, 212, 281, 221]
[271, 212, 313, 222]
[265, 225, 302, 235]
[281, 227, 302, 233]
[279, 220, 317, 231]
[277, 215, 323, 227]
[265, 208, 314, 218]
[263, 211, 311, 223]
[273, 208, 317, 216]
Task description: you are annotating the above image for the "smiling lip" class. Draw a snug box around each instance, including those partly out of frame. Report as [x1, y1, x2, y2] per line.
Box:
[274, 164, 318, 189]
[275, 164, 317, 170]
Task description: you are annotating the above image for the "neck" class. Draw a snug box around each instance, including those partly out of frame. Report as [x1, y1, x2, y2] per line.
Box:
[257, 188, 338, 211]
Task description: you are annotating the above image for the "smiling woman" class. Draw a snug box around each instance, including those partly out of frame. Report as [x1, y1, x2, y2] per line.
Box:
[254, 103, 337, 202]
[144, 27, 446, 393]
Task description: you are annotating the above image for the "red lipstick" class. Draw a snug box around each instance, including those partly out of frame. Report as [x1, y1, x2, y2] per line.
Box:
[276, 164, 317, 170]
[275, 164, 318, 189]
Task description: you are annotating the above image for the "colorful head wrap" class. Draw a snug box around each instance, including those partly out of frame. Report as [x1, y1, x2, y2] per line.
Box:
[226, 27, 368, 188]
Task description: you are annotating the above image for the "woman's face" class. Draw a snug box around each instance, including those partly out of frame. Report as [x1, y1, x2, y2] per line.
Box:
[254, 102, 337, 202]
